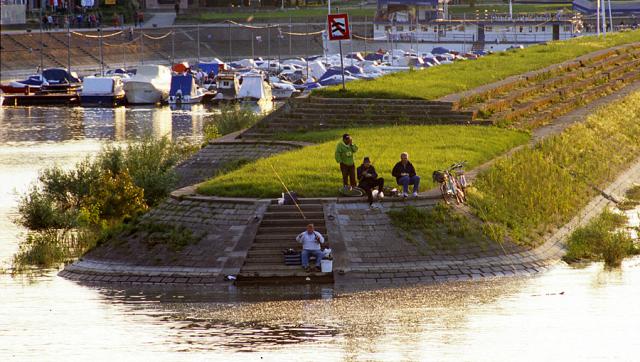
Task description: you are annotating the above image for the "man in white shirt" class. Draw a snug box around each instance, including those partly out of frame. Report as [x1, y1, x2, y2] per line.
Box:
[296, 224, 325, 272]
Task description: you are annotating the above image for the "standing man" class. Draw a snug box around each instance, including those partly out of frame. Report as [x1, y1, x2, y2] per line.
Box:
[335, 133, 358, 192]
[174, 0, 180, 16]
[357, 156, 384, 206]
[296, 224, 325, 272]
[392, 152, 420, 197]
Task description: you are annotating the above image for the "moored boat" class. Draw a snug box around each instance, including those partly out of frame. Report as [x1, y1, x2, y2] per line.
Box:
[212, 72, 240, 103]
[238, 71, 272, 103]
[124, 65, 172, 104]
[80, 76, 126, 107]
[168, 74, 208, 105]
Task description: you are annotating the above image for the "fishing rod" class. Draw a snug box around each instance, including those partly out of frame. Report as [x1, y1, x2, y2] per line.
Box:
[269, 162, 306, 220]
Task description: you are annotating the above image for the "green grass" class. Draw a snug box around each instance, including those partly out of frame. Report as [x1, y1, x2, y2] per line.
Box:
[388, 204, 491, 254]
[448, 4, 571, 14]
[314, 30, 640, 100]
[563, 210, 638, 267]
[176, 7, 375, 23]
[467, 91, 640, 247]
[197, 125, 529, 198]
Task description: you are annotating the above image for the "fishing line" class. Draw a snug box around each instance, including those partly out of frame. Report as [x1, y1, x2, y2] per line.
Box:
[269, 162, 306, 220]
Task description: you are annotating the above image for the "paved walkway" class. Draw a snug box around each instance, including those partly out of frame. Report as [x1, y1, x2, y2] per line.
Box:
[142, 13, 176, 28]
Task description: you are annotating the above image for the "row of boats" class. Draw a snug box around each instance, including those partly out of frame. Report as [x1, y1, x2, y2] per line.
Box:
[0, 47, 488, 107]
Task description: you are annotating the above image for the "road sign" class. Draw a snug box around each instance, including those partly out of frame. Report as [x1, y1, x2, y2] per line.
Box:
[327, 14, 350, 41]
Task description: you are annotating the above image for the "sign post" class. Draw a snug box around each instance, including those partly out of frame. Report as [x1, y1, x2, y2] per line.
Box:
[327, 13, 350, 91]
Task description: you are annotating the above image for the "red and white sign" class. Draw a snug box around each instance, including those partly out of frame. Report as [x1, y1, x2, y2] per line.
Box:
[327, 14, 350, 41]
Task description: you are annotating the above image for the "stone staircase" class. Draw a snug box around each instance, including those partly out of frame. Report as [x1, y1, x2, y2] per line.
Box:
[241, 97, 485, 138]
[458, 44, 640, 129]
[236, 199, 334, 284]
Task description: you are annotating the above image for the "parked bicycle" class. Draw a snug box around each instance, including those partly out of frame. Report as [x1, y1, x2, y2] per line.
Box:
[432, 161, 467, 205]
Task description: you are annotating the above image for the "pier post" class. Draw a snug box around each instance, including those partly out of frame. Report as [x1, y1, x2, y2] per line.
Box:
[196, 24, 200, 65]
[98, 28, 104, 76]
[140, 29, 144, 65]
[67, 23, 71, 73]
[171, 27, 175, 67]
[39, 23, 44, 72]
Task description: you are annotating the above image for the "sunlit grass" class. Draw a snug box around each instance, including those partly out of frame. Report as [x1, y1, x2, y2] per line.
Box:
[197, 125, 529, 197]
[314, 30, 640, 100]
[467, 91, 640, 247]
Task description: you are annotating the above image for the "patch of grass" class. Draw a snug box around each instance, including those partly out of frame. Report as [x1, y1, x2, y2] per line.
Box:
[388, 204, 490, 253]
[314, 30, 640, 100]
[197, 125, 529, 197]
[467, 91, 640, 247]
[176, 7, 375, 23]
[12, 229, 97, 272]
[203, 105, 261, 141]
[563, 210, 638, 267]
[448, 4, 571, 14]
[618, 185, 640, 210]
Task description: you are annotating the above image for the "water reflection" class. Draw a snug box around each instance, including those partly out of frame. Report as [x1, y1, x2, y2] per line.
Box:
[0, 103, 272, 144]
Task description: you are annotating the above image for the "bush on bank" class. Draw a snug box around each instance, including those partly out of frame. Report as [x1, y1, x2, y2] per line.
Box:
[203, 105, 261, 141]
[197, 125, 529, 198]
[467, 91, 640, 247]
[314, 30, 640, 100]
[563, 210, 639, 267]
[13, 137, 195, 269]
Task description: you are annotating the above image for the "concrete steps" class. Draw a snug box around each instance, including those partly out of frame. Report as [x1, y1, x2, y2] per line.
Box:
[237, 201, 333, 285]
[466, 45, 640, 129]
[242, 95, 479, 137]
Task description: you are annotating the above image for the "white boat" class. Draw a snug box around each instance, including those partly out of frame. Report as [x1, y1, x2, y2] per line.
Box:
[80, 76, 126, 107]
[124, 65, 172, 104]
[269, 76, 297, 100]
[238, 72, 273, 103]
[168, 74, 207, 104]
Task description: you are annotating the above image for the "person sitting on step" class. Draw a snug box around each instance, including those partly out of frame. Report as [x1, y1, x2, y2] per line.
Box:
[392, 152, 421, 197]
[296, 223, 325, 272]
[357, 156, 384, 206]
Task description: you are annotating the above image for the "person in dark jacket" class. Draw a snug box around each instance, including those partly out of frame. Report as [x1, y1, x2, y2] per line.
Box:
[357, 157, 384, 206]
[391, 152, 420, 197]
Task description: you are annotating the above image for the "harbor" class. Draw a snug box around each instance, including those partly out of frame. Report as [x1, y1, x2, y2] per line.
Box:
[2, 1, 640, 360]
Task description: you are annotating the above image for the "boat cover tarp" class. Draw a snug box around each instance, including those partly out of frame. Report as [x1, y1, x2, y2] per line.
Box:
[170, 75, 194, 97]
[198, 59, 225, 75]
[364, 53, 384, 61]
[238, 74, 267, 99]
[82, 77, 114, 95]
[42, 68, 80, 83]
[431, 47, 450, 55]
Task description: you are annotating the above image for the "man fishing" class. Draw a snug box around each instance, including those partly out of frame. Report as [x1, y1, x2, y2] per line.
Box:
[296, 224, 325, 272]
[335, 133, 359, 192]
[357, 156, 384, 206]
[392, 152, 420, 197]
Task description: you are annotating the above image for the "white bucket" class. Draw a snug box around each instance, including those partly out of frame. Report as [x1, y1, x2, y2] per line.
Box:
[321, 259, 333, 273]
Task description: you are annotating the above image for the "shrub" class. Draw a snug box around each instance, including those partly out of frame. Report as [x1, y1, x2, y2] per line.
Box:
[563, 210, 638, 268]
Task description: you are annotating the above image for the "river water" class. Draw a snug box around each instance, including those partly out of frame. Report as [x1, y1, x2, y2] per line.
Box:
[1, 106, 639, 361]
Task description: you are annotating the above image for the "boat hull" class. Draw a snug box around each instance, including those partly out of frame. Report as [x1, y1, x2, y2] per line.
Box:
[80, 93, 126, 107]
[168, 93, 204, 105]
[124, 82, 168, 104]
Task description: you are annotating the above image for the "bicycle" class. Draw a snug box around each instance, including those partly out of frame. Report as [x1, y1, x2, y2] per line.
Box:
[432, 161, 467, 205]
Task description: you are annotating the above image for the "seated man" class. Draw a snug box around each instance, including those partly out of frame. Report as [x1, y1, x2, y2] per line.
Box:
[357, 156, 384, 206]
[391, 152, 421, 197]
[296, 223, 325, 272]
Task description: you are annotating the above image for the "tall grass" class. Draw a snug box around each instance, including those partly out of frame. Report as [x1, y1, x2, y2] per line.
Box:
[203, 105, 261, 140]
[314, 30, 640, 100]
[467, 91, 640, 247]
[197, 125, 529, 197]
[563, 210, 638, 267]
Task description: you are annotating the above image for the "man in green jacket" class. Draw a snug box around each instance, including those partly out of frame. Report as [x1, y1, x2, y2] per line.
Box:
[335, 133, 359, 191]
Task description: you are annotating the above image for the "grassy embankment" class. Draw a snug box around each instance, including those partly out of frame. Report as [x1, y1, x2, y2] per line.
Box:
[197, 125, 529, 198]
[562, 210, 639, 268]
[466, 91, 640, 248]
[314, 30, 640, 100]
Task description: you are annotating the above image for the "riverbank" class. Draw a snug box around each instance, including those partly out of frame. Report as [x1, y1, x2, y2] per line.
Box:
[58, 84, 640, 287]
